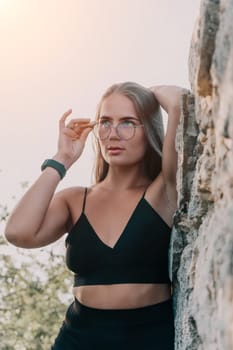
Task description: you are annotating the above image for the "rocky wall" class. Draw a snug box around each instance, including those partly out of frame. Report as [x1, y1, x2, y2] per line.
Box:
[170, 0, 233, 349]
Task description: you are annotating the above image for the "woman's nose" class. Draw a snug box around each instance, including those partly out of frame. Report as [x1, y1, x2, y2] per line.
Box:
[109, 125, 120, 139]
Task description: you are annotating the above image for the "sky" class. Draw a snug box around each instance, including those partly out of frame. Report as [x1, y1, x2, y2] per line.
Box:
[0, 0, 201, 212]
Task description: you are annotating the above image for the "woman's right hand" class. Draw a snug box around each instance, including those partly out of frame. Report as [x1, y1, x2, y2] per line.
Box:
[55, 109, 95, 169]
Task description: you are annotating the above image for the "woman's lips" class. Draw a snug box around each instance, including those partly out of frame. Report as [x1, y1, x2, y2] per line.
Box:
[107, 146, 125, 155]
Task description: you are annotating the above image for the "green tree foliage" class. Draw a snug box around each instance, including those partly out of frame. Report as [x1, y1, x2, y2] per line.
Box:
[0, 204, 73, 350]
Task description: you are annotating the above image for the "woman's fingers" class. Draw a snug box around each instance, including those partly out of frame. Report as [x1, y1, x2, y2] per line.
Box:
[59, 110, 96, 141]
[63, 127, 78, 138]
[79, 123, 96, 141]
[59, 109, 91, 128]
[66, 119, 92, 130]
[63, 120, 95, 140]
[59, 109, 73, 129]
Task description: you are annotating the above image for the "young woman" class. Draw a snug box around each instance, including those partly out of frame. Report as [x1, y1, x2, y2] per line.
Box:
[5, 82, 184, 349]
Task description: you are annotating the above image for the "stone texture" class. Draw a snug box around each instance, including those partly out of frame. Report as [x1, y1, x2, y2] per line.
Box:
[170, 0, 233, 349]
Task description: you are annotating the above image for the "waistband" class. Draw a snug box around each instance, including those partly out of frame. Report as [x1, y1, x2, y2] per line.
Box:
[73, 266, 171, 286]
[66, 297, 174, 327]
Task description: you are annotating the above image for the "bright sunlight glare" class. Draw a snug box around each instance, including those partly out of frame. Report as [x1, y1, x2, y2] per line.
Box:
[0, 0, 18, 15]
[0, 0, 10, 8]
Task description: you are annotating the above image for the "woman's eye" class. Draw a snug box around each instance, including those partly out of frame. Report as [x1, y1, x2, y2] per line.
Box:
[121, 120, 134, 127]
[100, 120, 111, 128]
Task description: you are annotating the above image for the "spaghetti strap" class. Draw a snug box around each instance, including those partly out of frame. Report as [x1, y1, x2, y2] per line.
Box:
[81, 187, 88, 213]
[142, 186, 148, 198]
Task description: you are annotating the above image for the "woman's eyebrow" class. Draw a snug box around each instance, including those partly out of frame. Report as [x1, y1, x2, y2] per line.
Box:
[99, 115, 140, 121]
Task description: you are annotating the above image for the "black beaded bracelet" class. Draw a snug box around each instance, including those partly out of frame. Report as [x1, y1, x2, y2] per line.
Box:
[41, 159, 66, 179]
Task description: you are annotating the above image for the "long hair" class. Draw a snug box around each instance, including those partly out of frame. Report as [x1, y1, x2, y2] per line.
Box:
[93, 82, 164, 183]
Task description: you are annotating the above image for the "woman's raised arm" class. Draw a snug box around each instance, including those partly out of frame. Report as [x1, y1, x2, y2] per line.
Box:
[150, 85, 186, 209]
[4, 109, 94, 248]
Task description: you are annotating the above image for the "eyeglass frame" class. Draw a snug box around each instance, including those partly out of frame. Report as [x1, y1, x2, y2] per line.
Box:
[92, 119, 144, 141]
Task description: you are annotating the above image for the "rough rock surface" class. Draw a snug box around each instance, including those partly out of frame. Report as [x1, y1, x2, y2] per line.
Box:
[170, 0, 233, 349]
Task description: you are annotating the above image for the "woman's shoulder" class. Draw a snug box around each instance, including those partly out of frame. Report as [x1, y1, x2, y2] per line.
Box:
[55, 186, 87, 205]
[55, 186, 89, 231]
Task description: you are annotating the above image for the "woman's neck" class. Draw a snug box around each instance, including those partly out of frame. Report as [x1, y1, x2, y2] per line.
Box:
[101, 165, 150, 191]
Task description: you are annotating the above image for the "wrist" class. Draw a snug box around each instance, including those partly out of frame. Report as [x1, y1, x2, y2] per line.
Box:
[41, 159, 67, 180]
[52, 153, 73, 170]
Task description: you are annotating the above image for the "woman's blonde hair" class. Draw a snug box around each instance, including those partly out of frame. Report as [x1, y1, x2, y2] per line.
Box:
[93, 82, 164, 183]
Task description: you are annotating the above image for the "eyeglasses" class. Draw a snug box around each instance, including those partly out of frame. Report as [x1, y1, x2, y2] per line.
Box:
[93, 120, 144, 141]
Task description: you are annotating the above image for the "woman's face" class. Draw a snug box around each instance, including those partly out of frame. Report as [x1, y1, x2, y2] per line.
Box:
[97, 93, 148, 168]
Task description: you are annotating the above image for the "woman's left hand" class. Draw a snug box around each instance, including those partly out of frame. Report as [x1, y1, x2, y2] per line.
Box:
[150, 85, 188, 113]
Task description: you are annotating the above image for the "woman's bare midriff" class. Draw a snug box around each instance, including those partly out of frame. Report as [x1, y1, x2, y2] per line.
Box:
[73, 283, 172, 309]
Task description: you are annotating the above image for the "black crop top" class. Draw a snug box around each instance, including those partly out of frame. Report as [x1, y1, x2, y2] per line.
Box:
[65, 188, 172, 286]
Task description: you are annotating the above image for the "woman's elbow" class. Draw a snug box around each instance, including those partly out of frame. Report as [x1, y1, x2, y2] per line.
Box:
[4, 226, 34, 248]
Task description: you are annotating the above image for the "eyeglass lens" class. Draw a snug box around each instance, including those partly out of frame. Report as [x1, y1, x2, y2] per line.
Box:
[94, 123, 135, 140]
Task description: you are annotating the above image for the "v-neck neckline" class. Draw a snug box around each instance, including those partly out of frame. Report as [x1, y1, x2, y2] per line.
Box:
[82, 195, 145, 250]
